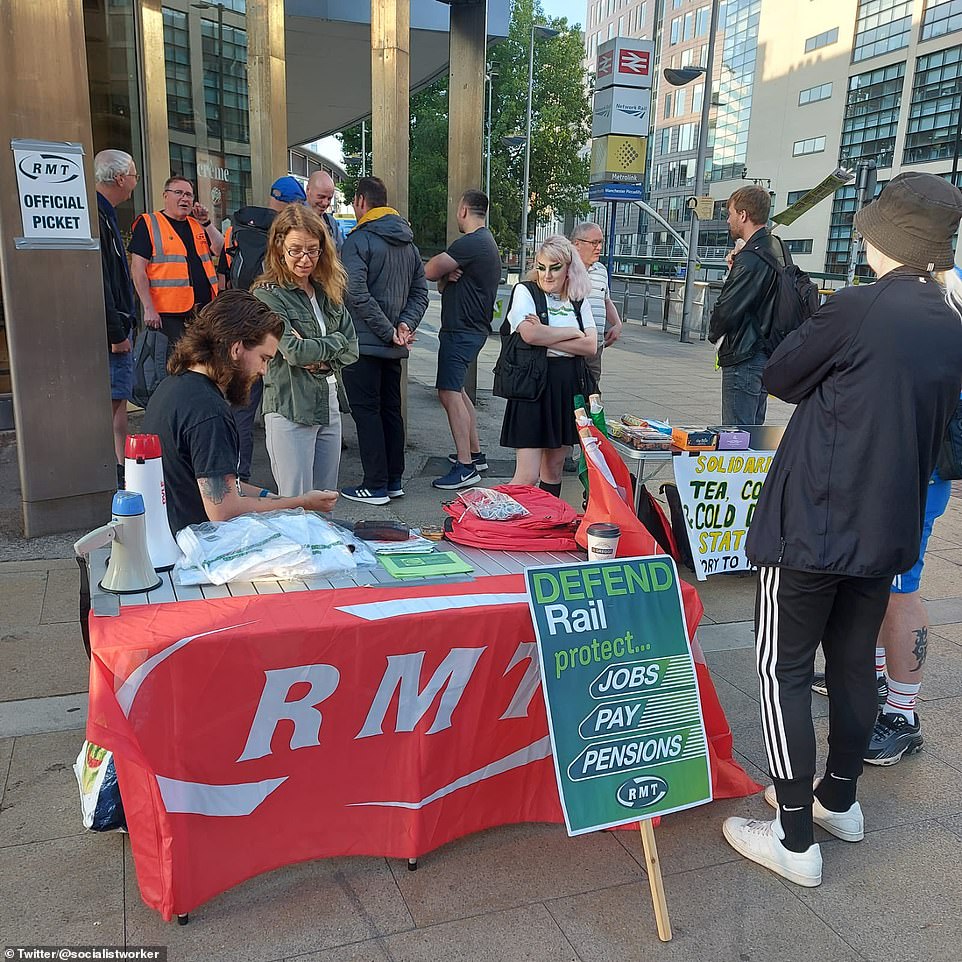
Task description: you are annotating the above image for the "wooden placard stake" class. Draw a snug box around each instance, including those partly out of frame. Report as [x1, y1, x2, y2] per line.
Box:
[639, 819, 672, 941]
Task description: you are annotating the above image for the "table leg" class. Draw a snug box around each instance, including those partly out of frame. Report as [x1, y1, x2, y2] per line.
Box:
[407, 858, 418, 871]
[177, 914, 189, 925]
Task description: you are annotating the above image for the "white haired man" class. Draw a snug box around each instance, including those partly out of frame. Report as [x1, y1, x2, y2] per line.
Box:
[94, 149, 139, 487]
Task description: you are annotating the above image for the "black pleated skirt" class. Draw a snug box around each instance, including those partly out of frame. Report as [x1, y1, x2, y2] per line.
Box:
[500, 355, 584, 450]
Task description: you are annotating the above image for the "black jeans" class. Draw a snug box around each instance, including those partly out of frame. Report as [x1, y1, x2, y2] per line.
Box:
[342, 355, 404, 489]
[754, 565, 891, 808]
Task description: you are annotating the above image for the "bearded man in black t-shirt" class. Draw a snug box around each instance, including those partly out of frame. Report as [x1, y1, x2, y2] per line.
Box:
[142, 290, 338, 532]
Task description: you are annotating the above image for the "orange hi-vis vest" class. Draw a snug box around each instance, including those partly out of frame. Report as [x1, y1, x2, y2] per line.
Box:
[139, 211, 218, 313]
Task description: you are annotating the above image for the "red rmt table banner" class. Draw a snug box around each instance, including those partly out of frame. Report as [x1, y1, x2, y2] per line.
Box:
[87, 574, 759, 920]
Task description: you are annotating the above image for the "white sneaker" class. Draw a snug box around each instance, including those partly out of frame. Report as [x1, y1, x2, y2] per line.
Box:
[763, 784, 864, 842]
[723, 815, 822, 887]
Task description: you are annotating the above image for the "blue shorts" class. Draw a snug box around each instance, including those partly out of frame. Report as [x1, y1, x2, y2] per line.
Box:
[436, 330, 487, 392]
[891, 476, 952, 593]
[109, 348, 134, 401]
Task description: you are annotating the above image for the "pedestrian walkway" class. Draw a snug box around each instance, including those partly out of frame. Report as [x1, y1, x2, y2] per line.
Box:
[2, 310, 961, 960]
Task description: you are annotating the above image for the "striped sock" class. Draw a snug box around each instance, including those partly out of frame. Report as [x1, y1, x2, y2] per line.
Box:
[875, 647, 887, 677]
[885, 677, 921, 723]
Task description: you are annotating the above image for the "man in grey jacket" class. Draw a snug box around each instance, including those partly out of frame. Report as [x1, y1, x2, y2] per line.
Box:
[339, 176, 428, 505]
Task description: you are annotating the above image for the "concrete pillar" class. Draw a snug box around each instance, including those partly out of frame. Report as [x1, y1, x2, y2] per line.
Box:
[446, 1, 487, 243]
[0, 0, 115, 535]
[371, 0, 410, 217]
[248, 0, 288, 201]
[139, 0, 171, 207]
[446, 1, 488, 402]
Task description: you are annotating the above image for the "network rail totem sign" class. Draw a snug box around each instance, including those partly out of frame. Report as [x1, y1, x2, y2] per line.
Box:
[525, 556, 711, 835]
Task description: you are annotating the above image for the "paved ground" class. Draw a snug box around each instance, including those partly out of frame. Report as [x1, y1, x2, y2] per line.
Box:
[2, 298, 962, 960]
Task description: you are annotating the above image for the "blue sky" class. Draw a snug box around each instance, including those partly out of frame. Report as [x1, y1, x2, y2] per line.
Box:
[543, 0, 587, 30]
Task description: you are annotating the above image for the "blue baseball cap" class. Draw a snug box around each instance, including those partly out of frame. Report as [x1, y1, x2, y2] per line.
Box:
[270, 176, 306, 204]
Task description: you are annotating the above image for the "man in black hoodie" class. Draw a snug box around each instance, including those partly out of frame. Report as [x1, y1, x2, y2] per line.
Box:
[723, 173, 962, 890]
[339, 177, 428, 505]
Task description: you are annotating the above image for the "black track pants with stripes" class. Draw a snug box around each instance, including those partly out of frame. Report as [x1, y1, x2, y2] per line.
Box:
[754, 566, 891, 807]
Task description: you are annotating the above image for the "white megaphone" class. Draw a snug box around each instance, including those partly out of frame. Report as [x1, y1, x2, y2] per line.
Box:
[74, 491, 162, 594]
[124, 434, 181, 570]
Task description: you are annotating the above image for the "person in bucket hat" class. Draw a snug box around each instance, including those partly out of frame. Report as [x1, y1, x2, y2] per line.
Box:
[723, 172, 962, 888]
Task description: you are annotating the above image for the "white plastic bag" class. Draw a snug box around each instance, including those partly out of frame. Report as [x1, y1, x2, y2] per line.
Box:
[74, 741, 126, 832]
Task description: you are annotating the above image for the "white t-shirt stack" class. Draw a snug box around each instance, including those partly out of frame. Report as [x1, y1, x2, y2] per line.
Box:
[507, 284, 596, 358]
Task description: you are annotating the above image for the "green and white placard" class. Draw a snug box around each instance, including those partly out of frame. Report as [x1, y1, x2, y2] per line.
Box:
[526, 556, 712, 836]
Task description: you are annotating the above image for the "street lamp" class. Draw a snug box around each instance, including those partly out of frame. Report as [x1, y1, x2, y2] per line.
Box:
[520, 22, 560, 275]
[663, 0, 720, 343]
[485, 64, 499, 206]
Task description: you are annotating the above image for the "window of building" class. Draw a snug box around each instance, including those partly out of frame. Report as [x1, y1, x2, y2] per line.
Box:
[786, 189, 814, 205]
[839, 61, 905, 168]
[619, 15, 624, 33]
[922, 0, 962, 40]
[784, 239, 814, 254]
[696, 5, 711, 36]
[664, 93, 672, 119]
[289, 150, 308, 177]
[670, 16, 681, 44]
[681, 47, 694, 66]
[163, 8, 194, 135]
[799, 81, 833, 105]
[826, 180, 885, 273]
[793, 135, 826, 155]
[804, 27, 839, 53]
[674, 88, 687, 116]
[201, 19, 250, 145]
[852, 0, 911, 62]
[693, 82, 704, 112]
[683, 11, 695, 39]
[904, 45, 962, 163]
[709, 0, 762, 183]
[168, 142, 197, 184]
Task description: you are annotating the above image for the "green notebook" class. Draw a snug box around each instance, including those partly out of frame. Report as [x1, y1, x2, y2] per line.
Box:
[378, 551, 474, 579]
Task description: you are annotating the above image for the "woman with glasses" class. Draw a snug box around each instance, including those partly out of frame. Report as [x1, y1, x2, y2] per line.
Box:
[500, 235, 596, 496]
[252, 205, 358, 496]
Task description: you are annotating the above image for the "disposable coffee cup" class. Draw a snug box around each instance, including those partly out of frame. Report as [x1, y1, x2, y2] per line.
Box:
[586, 522, 621, 561]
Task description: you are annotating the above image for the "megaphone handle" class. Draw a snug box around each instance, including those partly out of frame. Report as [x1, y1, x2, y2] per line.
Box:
[73, 520, 121, 558]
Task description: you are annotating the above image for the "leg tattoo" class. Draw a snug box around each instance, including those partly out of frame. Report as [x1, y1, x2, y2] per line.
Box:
[910, 626, 928, 673]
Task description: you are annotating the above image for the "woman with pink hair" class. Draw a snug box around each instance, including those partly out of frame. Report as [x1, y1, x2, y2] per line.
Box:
[500, 235, 597, 495]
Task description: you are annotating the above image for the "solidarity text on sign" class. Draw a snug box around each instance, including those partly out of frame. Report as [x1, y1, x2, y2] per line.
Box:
[673, 451, 775, 580]
[526, 557, 711, 835]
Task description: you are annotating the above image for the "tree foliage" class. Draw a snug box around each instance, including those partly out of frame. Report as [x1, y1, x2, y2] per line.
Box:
[336, 0, 590, 255]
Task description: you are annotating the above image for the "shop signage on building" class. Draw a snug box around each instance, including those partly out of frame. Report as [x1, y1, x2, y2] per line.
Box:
[595, 37, 655, 91]
[592, 86, 652, 138]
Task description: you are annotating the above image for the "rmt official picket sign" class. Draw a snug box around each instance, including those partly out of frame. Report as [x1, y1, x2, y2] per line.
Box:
[11, 138, 97, 249]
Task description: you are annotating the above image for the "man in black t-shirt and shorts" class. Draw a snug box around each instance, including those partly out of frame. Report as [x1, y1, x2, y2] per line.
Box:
[424, 190, 502, 489]
[142, 290, 337, 532]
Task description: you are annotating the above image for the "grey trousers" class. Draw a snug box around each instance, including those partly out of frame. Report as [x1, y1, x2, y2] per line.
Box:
[264, 389, 341, 495]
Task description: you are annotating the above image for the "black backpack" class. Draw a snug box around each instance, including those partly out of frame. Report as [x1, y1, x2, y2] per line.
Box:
[226, 207, 275, 292]
[749, 236, 821, 352]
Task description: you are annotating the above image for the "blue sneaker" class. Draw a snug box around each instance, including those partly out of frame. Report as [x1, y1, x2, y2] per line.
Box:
[433, 463, 480, 490]
[387, 479, 405, 498]
[340, 485, 390, 506]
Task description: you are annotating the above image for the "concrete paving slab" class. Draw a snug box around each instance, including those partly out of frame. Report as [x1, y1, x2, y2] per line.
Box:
[940, 813, 962, 839]
[0, 735, 12, 801]
[546, 860, 861, 962]
[0, 833, 125, 945]
[696, 620, 754, 651]
[679, 572, 756, 625]
[40, 567, 83, 625]
[934, 622, 962, 645]
[289, 903, 581, 962]
[0, 558, 76, 573]
[0, 692, 88, 738]
[0, 622, 90, 701]
[925, 597, 962, 627]
[126, 852, 415, 962]
[705, 673, 761, 731]
[792, 822, 962, 961]
[918, 554, 962, 600]
[913, 700, 962, 775]
[0, 729, 86, 847]
[703, 647, 758, 696]
[929, 547, 962, 565]
[388, 821, 643, 928]
[0, 571, 47, 626]
[918, 635, 962, 703]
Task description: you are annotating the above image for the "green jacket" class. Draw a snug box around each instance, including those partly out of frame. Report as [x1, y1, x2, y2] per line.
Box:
[252, 281, 359, 426]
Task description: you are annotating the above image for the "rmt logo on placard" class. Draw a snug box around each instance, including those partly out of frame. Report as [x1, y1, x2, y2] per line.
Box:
[618, 49, 650, 76]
